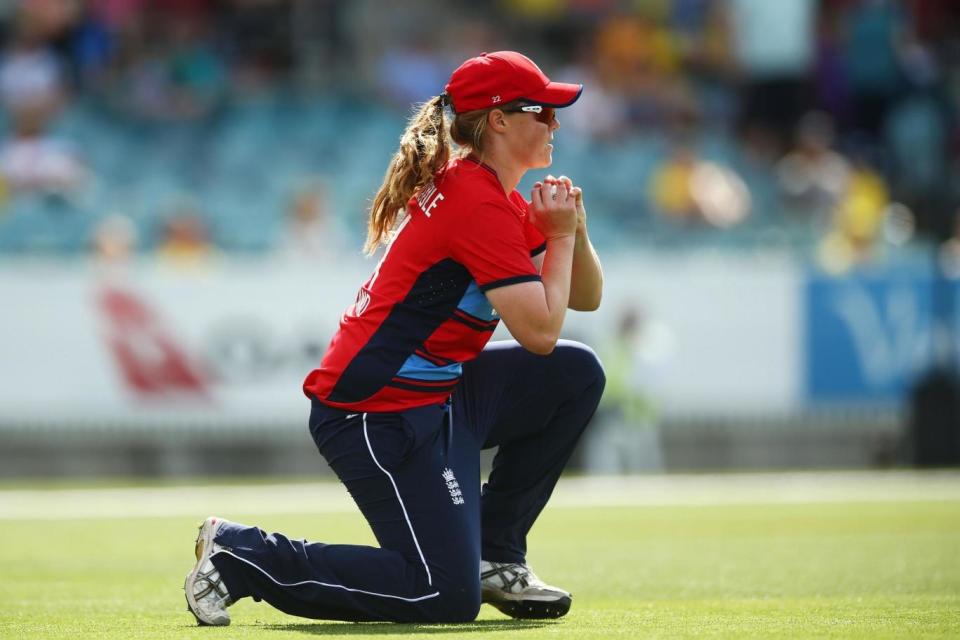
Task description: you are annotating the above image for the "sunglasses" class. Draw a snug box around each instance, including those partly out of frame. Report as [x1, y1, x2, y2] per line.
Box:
[502, 104, 556, 125]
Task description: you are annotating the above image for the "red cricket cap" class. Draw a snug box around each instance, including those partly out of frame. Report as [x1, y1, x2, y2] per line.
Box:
[444, 51, 583, 114]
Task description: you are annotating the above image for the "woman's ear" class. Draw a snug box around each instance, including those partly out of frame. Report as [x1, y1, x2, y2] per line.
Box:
[487, 109, 509, 133]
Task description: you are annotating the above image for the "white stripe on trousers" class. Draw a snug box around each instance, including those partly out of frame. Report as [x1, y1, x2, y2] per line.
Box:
[362, 412, 434, 587]
[206, 411, 441, 604]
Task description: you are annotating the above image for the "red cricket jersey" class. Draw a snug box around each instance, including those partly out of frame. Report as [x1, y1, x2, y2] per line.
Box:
[303, 156, 547, 412]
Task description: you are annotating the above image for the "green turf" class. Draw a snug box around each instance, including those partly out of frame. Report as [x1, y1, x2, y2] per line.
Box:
[1, 498, 958, 639]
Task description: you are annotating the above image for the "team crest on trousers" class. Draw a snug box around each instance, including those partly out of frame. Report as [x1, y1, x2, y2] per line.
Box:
[442, 468, 464, 505]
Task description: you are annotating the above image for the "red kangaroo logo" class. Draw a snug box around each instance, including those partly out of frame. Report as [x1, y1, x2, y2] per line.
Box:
[98, 287, 210, 397]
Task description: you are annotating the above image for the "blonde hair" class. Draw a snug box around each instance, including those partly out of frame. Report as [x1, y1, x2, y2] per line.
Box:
[363, 96, 524, 254]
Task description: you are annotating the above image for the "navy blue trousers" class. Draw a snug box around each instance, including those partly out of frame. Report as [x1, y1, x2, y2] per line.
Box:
[210, 340, 605, 622]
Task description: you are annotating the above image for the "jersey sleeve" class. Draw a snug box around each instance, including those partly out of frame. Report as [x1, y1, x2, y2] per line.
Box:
[509, 191, 547, 257]
[525, 220, 546, 257]
[449, 199, 542, 293]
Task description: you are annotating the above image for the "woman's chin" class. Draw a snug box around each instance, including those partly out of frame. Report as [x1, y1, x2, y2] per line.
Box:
[537, 149, 554, 168]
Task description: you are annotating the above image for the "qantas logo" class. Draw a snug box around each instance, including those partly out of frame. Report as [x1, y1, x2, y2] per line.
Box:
[98, 287, 209, 397]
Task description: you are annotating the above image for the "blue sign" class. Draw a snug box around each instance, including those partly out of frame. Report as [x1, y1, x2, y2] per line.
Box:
[804, 261, 947, 404]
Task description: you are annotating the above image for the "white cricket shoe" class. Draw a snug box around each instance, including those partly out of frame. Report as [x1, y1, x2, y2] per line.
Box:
[184, 516, 233, 626]
[480, 560, 572, 619]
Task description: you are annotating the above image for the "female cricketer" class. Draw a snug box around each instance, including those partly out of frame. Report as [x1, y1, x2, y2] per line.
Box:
[184, 50, 605, 625]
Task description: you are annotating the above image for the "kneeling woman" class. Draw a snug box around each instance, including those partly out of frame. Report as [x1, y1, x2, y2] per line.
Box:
[185, 51, 605, 625]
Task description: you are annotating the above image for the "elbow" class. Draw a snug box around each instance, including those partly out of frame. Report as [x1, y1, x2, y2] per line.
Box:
[527, 342, 556, 356]
[523, 330, 560, 355]
[588, 283, 603, 310]
[588, 292, 602, 311]
[571, 290, 602, 312]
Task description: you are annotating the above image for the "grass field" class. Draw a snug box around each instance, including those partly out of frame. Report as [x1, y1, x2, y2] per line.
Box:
[1, 472, 958, 639]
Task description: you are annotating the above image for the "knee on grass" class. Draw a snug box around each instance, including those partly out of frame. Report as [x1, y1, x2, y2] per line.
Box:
[423, 585, 481, 623]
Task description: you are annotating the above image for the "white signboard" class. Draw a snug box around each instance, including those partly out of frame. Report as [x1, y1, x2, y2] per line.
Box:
[0, 252, 801, 427]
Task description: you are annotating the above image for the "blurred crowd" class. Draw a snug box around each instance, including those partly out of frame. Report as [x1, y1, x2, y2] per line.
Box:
[0, 0, 957, 271]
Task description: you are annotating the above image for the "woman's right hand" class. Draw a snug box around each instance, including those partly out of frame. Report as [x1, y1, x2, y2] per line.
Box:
[529, 180, 578, 241]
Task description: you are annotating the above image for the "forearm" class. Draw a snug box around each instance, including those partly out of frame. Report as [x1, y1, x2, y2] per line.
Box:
[539, 234, 576, 339]
[568, 227, 603, 311]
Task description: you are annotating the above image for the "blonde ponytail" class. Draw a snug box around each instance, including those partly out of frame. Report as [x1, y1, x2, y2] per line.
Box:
[364, 94, 450, 254]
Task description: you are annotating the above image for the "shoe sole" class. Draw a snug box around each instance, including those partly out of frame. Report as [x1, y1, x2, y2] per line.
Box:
[487, 595, 572, 619]
[184, 517, 229, 626]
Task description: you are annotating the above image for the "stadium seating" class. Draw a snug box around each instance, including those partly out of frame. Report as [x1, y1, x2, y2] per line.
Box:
[0, 91, 817, 255]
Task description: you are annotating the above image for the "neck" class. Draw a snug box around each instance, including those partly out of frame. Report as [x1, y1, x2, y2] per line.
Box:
[473, 147, 524, 195]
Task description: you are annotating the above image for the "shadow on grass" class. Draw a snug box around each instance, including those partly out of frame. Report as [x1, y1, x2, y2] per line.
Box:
[261, 619, 560, 635]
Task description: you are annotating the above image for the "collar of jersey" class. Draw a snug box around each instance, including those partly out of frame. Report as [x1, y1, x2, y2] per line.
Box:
[463, 154, 499, 179]
[461, 155, 525, 219]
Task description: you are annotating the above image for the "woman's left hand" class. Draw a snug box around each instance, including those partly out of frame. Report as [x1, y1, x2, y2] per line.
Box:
[545, 175, 586, 233]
